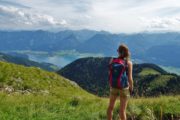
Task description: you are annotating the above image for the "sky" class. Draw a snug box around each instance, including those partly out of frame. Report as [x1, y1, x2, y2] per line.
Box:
[0, 0, 180, 33]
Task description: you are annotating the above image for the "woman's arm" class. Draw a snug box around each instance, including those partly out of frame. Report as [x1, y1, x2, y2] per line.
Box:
[127, 60, 133, 93]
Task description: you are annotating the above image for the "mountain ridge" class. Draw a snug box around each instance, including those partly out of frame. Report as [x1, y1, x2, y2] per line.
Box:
[58, 57, 180, 97]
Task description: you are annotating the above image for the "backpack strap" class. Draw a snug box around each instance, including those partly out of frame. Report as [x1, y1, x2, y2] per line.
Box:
[109, 57, 114, 64]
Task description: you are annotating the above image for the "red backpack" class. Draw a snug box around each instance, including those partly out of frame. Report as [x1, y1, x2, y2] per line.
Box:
[109, 58, 129, 89]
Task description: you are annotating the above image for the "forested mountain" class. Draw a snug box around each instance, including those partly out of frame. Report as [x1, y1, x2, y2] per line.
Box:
[58, 57, 180, 97]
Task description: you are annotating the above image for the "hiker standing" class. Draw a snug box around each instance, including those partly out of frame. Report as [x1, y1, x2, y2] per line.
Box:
[107, 44, 133, 120]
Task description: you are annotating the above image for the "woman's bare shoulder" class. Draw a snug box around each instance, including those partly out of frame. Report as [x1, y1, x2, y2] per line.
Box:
[127, 60, 132, 66]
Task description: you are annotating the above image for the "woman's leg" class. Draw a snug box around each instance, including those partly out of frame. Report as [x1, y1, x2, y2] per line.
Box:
[107, 94, 117, 120]
[119, 97, 128, 120]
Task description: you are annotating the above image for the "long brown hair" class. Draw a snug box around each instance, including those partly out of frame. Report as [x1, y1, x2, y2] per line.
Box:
[117, 44, 130, 60]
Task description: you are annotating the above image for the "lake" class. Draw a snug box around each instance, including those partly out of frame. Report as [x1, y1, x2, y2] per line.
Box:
[26, 51, 104, 68]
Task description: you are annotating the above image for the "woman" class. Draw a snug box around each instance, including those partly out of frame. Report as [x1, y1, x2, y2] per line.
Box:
[107, 44, 133, 120]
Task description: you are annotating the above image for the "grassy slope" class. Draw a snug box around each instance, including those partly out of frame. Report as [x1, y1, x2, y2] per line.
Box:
[0, 61, 93, 98]
[0, 61, 179, 120]
[138, 68, 175, 91]
[139, 68, 160, 76]
[149, 75, 175, 90]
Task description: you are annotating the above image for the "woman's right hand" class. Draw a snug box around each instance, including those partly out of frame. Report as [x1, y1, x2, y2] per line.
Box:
[129, 85, 133, 94]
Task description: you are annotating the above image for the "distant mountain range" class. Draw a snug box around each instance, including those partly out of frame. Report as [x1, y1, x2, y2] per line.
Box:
[0, 30, 180, 67]
[0, 30, 99, 51]
[0, 52, 58, 71]
[58, 57, 180, 97]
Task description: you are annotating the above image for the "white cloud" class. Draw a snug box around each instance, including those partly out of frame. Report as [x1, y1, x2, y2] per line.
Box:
[0, 4, 67, 30]
[1, 0, 180, 32]
[140, 17, 180, 30]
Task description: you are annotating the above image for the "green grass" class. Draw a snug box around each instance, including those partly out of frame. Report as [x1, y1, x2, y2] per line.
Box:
[0, 92, 105, 120]
[0, 61, 179, 120]
[139, 68, 160, 76]
[0, 93, 179, 120]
